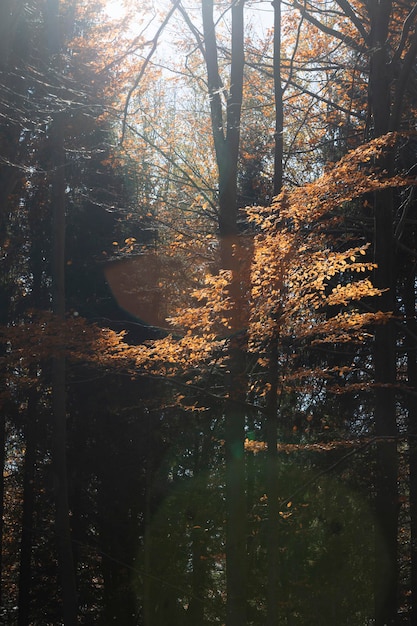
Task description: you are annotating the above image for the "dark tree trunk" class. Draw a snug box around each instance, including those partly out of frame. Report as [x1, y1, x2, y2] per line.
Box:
[0, 410, 5, 607]
[50, 111, 78, 626]
[0, 0, 23, 259]
[222, 235, 249, 626]
[17, 391, 37, 626]
[46, 1, 78, 622]
[266, 3, 283, 623]
[367, 3, 398, 622]
[405, 269, 417, 622]
[224, 341, 247, 626]
[0, 230, 11, 609]
[272, 0, 283, 199]
[373, 187, 398, 626]
[266, 334, 279, 626]
[202, 0, 244, 240]
[187, 424, 212, 625]
[201, 2, 247, 624]
[143, 454, 152, 626]
[385, 47, 417, 623]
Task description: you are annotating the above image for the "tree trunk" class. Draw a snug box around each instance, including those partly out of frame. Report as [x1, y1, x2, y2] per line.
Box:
[222, 235, 249, 626]
[272, 0, 283, 199]
[266, 4, 283, 623]
[143, 461, 152, 626]
[0, 254, 10, 609]
[367, 2, 398, 621]
[0, 409, 5, 607]
[404, 269, 417, 623]
[50, 111, 78, 626]
[266, 333, 279, 626]
[373, 187, 398, 626]
[17, 390, 37, 626]
[45, 1, 78, 621]
[201, 2, 247, 624]
[224, 339, 247, 626]
[187, 424, 212, 625]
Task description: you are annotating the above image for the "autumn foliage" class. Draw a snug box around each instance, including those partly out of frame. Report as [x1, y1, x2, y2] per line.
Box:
[1, 0, 417, 624]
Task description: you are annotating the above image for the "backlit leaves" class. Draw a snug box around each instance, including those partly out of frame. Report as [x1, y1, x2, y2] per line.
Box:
[1, 133, 409, 412]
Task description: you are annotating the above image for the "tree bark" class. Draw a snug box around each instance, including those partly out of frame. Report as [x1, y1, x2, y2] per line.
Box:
[0, 409, 5, 607]
[201, 2, 247, 624]
[367, 3, 398, 622]
[50, 111, 78, 626]
[266, 4, 283, 623]
[202, 0, 244, 242]
[373, 187, 398, 626]
[224, 337, 247, 626]
[272, 0, 283, 199]
[17, 390, 37, 626]
[45, 1, 78, 621]
[266, 333, 279, 626]
[405, 270, 417, 625]
[187, 424, 212, 625]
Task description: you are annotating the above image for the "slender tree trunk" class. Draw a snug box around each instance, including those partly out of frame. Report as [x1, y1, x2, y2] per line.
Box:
[223, 316, 247, 626]
[201, 1, 247, 623]
[224, 361, 247, 626]
[50, 111, 78, 626]
[367, 2, 398, 621]
[222, 234, 250, 626]
[404, 270, 417, 623]
[143, 485, 152, 626]
[218, 0, 244, 244]
[45, 0, 78, 621]
[0, 269, 10, 609]
[265, 3, 284, 623]
[187, 424, 212, 625]
[266, 333, 279, 626]
[373, 188, 398, 626]
[221, 5, 247, 622]
[17, 390, 37, 626]
[0, 409, 5, 607]
[272, 0, 283, 199]
[143, 408, 154, 626]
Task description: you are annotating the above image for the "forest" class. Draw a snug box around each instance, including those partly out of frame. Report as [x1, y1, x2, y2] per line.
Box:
[1, 0, 417, 624]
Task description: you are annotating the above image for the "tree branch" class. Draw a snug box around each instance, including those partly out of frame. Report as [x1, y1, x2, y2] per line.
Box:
[292, 0, 365, 54]
[120, 0, 181, 145]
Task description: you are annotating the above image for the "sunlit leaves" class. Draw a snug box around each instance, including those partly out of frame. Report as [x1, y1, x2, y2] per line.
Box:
[0, 311, 127, 391]
[247, 133, 411, 230]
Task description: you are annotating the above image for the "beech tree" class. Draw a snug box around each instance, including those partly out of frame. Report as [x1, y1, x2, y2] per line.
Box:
[119, 135, 402, 625]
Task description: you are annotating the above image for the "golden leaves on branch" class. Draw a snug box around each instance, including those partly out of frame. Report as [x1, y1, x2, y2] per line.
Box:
[3, 133, 413, 412]
[0, 311, 127, 373]
[115, 136, 407, 401]
[130, 334, 225, 380]
[249, 235, 382, 349]
[247, 132, 413, 230]
[326, 278, 381, 307]
[245, 134, 413, 357]
[244, 437, 377, 455]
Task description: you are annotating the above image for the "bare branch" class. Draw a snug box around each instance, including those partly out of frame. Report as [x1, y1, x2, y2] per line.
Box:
[292, 0, 365, 54]
[120, 0, 181, 145]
